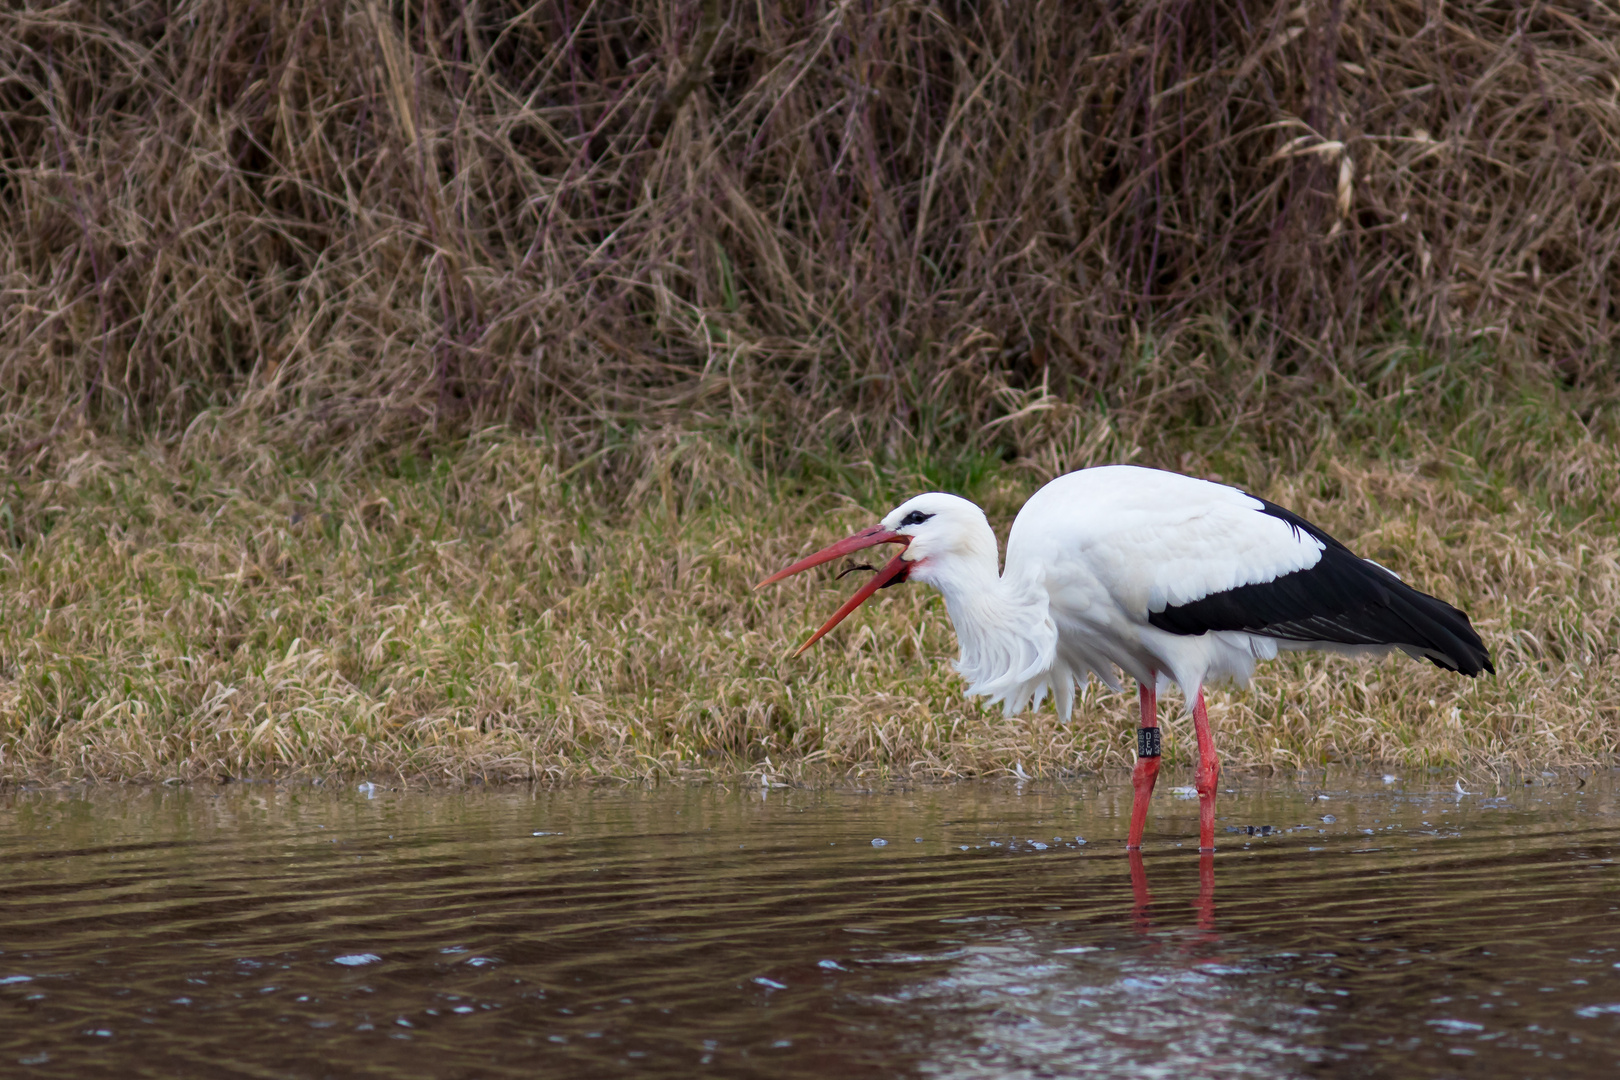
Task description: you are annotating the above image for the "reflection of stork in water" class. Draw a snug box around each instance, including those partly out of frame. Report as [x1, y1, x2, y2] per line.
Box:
[758, 465, 1493, 851]
[1130, 851, 1216, 936]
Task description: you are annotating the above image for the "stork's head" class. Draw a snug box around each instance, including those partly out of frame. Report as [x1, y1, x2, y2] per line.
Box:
[756, 492, 992, 654]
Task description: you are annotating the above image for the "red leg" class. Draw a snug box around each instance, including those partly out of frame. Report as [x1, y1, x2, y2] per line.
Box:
[1127, 681, 1160, 849]
[1192, 688, 1221, 851]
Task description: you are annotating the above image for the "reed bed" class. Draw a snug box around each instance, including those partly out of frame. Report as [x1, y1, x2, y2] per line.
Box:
[3, 0, 1619, 463]
[2, 1, 1619, 782]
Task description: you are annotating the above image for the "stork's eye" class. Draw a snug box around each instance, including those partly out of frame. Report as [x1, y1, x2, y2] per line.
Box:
[899, 510, 933, 528]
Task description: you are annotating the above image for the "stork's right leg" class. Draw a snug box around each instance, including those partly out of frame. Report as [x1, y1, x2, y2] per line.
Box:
[1127, 680, 1161, 849]
[1192, 688, 1221, 852]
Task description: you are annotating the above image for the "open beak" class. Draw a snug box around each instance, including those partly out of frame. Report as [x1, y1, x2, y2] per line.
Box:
[756, 525, 910, 655]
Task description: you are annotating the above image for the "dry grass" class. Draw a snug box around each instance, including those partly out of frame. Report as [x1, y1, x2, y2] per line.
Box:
[2, 1, 1619, 466]
[1, 379, 1616, 783]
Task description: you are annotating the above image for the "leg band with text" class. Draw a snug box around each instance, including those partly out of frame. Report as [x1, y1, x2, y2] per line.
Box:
[1137, 727, 1161, 759]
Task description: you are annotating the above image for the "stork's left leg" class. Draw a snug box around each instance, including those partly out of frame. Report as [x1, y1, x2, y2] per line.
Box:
[1192, 688, 1221, 851]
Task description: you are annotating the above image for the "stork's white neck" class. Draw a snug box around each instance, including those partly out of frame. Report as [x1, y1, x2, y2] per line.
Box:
[907, 533, 1058, 716]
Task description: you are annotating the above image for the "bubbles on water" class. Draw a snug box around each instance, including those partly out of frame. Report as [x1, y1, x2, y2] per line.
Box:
[1030, 842, 1047, 850]
[0, 976, 33, 985]
[817, 960, 846, 971]
[1383, 774, 1399, 784]
[752, 976, 787, 990]
[1575, 1003, 1620, 1017]
[1320, 815, 1337, 824]
[356, 782, 377, 799]
[332, 954, 381, 967]
[871, 838, 887, 847]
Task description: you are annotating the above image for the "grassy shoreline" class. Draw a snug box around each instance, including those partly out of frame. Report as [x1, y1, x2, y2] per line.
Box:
[4, 378, 1617, 785]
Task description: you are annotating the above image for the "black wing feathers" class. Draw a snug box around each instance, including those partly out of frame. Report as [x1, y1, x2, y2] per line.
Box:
[1147, 499, 1494, 677]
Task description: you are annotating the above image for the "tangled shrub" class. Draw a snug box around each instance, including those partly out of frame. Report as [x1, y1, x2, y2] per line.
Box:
[2, 1, 1616, 465]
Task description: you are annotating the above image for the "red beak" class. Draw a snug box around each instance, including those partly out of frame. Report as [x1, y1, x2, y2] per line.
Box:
[756, 525, 911, 655]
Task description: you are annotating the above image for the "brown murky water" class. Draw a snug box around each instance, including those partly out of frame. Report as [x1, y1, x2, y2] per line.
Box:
[2, 771, 1618, 1078]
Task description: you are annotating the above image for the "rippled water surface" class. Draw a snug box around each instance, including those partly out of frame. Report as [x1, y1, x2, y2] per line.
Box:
[3, 771, 1620, 1077]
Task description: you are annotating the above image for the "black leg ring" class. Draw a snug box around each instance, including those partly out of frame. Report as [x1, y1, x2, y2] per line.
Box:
[1137, 727, 1161, 759]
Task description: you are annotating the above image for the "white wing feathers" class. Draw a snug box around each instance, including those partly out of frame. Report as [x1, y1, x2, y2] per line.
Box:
[1008, 466, 1325, 615]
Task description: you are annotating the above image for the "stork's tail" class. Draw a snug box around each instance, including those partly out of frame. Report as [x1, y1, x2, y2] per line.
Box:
[1381, 578, 1494, 677]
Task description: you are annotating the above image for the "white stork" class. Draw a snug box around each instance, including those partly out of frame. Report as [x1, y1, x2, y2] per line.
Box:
[757, 465, 1493, 852]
